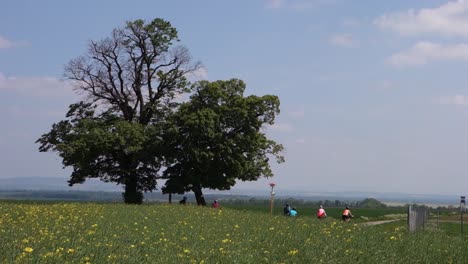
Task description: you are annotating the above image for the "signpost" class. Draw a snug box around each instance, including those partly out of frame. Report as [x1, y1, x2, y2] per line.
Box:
[269, 183, 276, 216]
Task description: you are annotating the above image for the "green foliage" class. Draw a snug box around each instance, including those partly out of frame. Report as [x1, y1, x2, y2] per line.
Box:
[357, 198, 388, 208]
[36, 18, 198, 204]
[125, 18, 179, 53]
[162, 79, 284, 201]
[437, 222, 468, 237]
[37, 103, 163, 191]
[1, 201, 467, 263]
[37, 19, 283, 205]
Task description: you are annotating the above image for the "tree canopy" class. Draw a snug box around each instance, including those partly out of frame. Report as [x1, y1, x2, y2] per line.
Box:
[162, 79, 284, 205]
[37, 18, 199, 204]
[37, 18, 283, 204]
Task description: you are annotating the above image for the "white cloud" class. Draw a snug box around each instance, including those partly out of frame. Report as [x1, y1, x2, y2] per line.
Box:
[0, 72, 74, 97]
[0, 35, 27, 49]
[266, 0, 284, 9]
[0, 36, 14, 49]
[375, 0, 468, 37]
[265, 0, 333, 10]
[438, 95, 468, 105]
[330, 33, 358, 48]
[269, 123, 293, 132]
[386, 41, 468, 66]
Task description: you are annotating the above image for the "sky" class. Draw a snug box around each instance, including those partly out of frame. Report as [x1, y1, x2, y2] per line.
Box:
[2, 0, 468, 196]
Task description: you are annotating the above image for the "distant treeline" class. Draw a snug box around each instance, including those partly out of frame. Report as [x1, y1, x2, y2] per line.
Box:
[0, 190, 369, 205]
[0, 190, 236, 203]
[0, 190, 123, 201]
[0, 190, 460, 212]
[220, 197, 389, 209]
[0, 190, 374, 206]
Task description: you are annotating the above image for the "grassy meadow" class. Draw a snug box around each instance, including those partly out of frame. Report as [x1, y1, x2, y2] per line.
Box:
[1, 201, 467, 263]
[223, 204, 406, 222]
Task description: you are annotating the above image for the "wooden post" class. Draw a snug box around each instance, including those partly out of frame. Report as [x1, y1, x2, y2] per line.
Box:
[270, 195, 274, 215]
[269, 183, 276, 216]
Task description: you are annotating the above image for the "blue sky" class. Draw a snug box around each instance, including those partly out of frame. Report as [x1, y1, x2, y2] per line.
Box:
[2, 0, 468, 195]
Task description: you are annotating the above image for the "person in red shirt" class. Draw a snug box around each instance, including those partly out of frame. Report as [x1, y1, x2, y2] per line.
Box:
[317, 205, 327, 219]
[212, 200, 220, 209]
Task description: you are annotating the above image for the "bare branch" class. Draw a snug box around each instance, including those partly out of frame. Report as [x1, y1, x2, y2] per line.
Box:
[64, 19, 198, 124]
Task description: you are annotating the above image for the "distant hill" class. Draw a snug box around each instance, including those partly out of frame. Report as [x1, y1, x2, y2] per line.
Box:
[357, 198, 387, 208]
[0, 177, 461, 205]
[0, 177, 122, 192]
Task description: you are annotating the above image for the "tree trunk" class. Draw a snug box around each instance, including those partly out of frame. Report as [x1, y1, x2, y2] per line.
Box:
[168, 193, 172, 204]
[192, 185, 206, 206]
[123, 174, 143, 204]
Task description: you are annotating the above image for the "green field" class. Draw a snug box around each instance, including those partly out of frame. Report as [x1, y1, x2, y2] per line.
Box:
[223, 204, 406, 222]
[1, 201, 467, 263]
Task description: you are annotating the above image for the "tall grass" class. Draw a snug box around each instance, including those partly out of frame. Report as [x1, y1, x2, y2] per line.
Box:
[0, 201, 466, 263]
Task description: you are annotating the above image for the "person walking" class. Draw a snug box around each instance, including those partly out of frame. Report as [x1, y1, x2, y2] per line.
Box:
[317, 205, 327, 219]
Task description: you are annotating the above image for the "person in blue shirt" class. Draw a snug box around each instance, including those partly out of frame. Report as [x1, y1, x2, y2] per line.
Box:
[289, 207, 298, 216]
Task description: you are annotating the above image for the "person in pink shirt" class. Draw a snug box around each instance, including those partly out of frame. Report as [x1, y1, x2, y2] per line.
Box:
[317, 205, 327, 219]
[342, 206, 353, 222]
[212, 200, 220, 209]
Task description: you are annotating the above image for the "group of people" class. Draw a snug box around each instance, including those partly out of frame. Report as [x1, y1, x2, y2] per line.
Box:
[283, 203, 298, 216]
[284, 203, 354, 221]
[179, 196, 353, 220]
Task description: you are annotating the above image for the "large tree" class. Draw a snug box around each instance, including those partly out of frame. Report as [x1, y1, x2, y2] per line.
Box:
[161, 79, 284, 205]
[36, 18, 199, 204]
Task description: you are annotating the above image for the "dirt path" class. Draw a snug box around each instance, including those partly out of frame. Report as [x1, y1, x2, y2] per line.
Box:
[360, 219, 403, 226]
[361, 218, 463, 227]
